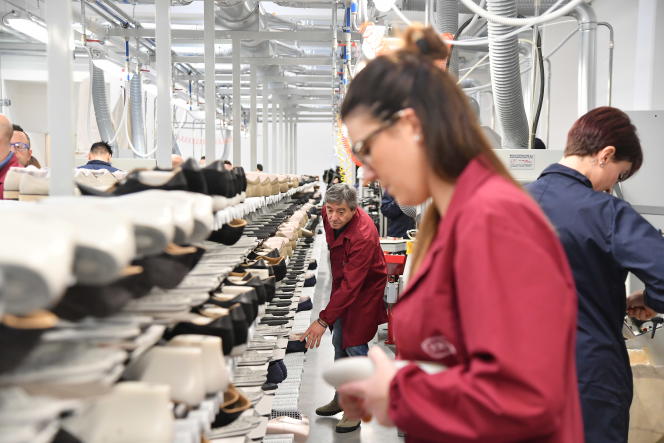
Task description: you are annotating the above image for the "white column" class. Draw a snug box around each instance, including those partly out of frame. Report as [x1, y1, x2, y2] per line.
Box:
[634, 0, 658, 109]
[271, 101, 277, 173]
[156, 0, 172, 168]
[262, 91, 268, 169]
[281, 111, 287, 174]
[232, 36, 241, 165]
[294, 122, 298, 175]
[204, 0, 215, 165]
[250, 67, 257, 170]
[47, 0, 74, 195]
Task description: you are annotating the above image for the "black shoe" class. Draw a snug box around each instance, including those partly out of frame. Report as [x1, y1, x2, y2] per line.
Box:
[180, 158, 209, 194]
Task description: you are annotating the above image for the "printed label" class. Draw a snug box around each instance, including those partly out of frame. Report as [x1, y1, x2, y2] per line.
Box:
[509, 153, 535, 170]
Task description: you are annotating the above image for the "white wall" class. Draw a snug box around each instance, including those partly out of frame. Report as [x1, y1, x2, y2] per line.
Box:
[541, 0, 664, 150]
[295, 122, 335, 177]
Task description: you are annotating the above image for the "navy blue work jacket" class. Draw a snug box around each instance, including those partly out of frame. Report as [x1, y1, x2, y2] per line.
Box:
[78, 160, 120, 173]
[527, 163, 664, 440]
[380, 192, 415, 238]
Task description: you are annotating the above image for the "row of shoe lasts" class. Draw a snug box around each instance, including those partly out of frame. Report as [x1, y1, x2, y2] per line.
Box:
[2, 166, 129, 201]
[245, 172, 318, 198]
[0, 159, 318, 317]
[0, 200, 319, 442]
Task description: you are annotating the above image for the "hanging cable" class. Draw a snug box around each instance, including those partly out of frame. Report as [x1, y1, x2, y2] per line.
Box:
[529, 28, 545, 148]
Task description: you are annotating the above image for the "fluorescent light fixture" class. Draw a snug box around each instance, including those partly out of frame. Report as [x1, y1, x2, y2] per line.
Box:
[6, 15, 48, 44]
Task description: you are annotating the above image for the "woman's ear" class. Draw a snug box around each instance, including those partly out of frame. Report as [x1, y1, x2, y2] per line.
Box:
[400, 108, 423, 139]
[599, 145, 616, 164]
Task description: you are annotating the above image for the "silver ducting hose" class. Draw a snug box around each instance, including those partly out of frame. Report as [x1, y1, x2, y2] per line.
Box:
[487, 0, 529, 148]
[459, 0, 572, 15]
[90, 61, 116, 149]
[436, 0, 459, 75]
[129, 73, 147, 157]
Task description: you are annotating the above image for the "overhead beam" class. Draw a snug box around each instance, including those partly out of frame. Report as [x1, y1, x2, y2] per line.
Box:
[107, 29, 362, 41]
[171, 56, 330, 65]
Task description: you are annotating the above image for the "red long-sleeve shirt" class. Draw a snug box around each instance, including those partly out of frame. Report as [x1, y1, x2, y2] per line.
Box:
[389, 158, 583, 443]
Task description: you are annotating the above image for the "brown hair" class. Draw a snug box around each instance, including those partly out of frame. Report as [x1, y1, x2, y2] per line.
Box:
[341, 24, 517, 274]
[565, 106, 643, 180]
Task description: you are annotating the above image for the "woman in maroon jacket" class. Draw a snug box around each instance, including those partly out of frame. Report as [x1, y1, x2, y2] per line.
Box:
[336, 25, 583, 442]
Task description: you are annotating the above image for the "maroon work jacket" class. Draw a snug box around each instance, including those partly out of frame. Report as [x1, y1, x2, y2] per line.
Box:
[319, 206, 388, 348]
[388, 158, 583, 443]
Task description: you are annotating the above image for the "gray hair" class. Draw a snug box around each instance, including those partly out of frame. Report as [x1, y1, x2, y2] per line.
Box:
[325, 184, 357, 210]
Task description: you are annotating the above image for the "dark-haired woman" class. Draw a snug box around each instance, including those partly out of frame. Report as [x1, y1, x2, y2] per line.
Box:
[335, 25, 583, 442]
[526, 107, 664, 443]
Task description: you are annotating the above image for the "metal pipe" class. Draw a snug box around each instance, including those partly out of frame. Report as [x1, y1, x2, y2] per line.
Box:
[597, 21, 614, 106]
[572, 3, 597, 115]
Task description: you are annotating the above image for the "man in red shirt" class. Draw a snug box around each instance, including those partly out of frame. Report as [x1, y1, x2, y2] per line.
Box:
[0, 115, 20, 199]
[301, 183, 387, 433]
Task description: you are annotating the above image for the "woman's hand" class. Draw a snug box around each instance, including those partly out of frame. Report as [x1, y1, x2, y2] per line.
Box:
[338, 346, 399, 427]
[627, 290, 658, 321]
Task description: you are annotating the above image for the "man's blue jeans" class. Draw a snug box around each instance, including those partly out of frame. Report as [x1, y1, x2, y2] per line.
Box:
[332, 319, 369, 360]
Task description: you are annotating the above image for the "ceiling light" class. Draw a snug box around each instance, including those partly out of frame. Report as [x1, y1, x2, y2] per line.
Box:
[5, 11, 48, 44]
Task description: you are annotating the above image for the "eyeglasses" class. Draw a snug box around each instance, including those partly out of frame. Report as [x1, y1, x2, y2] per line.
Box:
[10, 142, 29, 152]
[618, 170, 630, 183]
[350, 110, 405, 165]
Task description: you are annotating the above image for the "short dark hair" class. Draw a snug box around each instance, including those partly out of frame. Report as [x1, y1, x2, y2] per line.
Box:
[565, 107, 642, 179]
[12, 124, 31, 147]
[223, 160, 232, 166]
[90, 141, 113, 156]
[256, 163, 263, 171]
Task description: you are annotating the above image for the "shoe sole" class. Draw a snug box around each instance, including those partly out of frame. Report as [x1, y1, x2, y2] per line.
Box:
[315, 409, 342, 417]
[335, 423, 361, 433]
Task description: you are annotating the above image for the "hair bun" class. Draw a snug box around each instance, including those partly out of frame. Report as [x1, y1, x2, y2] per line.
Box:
[400, 24, 449, 61]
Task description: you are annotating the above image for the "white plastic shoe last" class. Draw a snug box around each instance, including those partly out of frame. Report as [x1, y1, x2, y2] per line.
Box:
[0, 210, 76, 315]
[167, 335, 229, 394]
[37, 197, 136, 285]
[97, 195, 176, 256]
[63, 382, 173, 443]
[122, 190, 196, 244]
[3, 166, 39, 200]
[123, 346, 207, 407]
[167, 191, 214, 242]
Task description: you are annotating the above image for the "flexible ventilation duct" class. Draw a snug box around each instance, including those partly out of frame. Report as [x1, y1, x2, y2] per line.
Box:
[216, 0, 260, 30]
[436, 0, 459, 75]
[129, 73, 147, 157]
[90, 61, 116, 149]
[487, 0, 529, 148]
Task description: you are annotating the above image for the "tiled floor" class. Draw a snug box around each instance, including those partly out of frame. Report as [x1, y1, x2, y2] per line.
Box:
[297, 241, 403, 443]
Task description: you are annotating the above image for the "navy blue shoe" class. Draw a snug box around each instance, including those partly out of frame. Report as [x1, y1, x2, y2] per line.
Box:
[297, 298, 313, 312]
[307, 260, 317, 270]
[286, 340, 308, 354]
